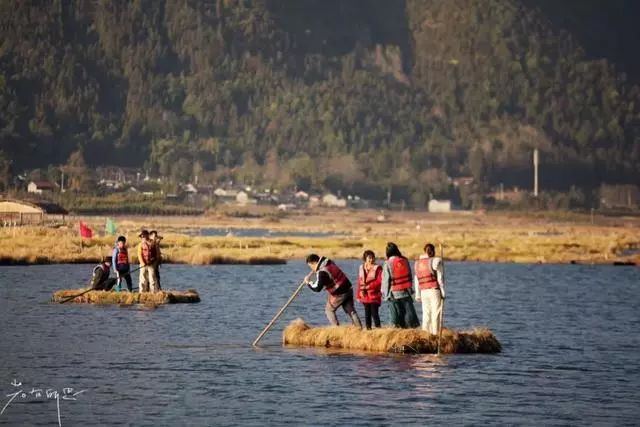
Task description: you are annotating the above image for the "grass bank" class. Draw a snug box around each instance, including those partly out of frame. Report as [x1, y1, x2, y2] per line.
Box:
[0, 209, 638, 265]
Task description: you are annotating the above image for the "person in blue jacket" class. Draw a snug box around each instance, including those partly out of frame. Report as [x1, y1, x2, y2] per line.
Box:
[112, 235, 133, 292]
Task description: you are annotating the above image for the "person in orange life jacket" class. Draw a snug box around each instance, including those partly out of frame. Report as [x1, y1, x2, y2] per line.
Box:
[414, 243, 445, 334]
[112, 235, 133, 292]
[137, 229, 159, 293]
[356, 250, 382, 329]
[381, 242, 419, 328]
[149, 230, 162, 291]
[304, 254, 363, 328]
[89, 256, 117, 291]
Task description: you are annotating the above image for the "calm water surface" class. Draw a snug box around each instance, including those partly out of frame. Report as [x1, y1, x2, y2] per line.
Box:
[1, 262, 639, 426]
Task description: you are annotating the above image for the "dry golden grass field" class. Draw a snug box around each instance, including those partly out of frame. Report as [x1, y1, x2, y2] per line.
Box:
[1, 207, 639, 265]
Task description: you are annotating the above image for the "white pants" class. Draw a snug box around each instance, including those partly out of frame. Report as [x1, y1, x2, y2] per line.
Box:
[420, 289, 443, 335]
[139, 265, 158, 293]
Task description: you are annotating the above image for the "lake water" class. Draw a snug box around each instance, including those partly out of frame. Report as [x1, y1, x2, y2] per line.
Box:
[1, 261, 639, 426]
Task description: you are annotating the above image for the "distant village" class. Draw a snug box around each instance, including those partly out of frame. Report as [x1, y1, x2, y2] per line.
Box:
[1, 165, 638, 227]
[14, 166, 464, 213]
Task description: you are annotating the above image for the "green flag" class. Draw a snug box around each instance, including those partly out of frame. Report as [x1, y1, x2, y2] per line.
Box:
[105, 218, 117, 235]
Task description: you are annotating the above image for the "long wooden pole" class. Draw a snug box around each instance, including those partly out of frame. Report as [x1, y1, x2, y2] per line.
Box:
[253, 280, 307, 346]
[59, 287, 93, 304]
[437, 243, 445, 355]
[60, 265, 143, 304]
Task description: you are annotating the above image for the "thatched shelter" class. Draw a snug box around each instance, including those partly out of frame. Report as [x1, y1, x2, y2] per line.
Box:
[52, 289, 200, 304]
[283, 318, 501, 354]
[0, 199, 68, 225]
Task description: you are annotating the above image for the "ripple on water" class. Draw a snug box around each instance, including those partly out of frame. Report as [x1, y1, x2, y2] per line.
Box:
[0, 262, 639, 425]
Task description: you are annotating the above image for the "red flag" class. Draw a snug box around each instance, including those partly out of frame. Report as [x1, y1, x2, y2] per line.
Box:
[79, 222, 93, 239]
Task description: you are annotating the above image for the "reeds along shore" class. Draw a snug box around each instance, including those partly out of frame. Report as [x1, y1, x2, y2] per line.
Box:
[1, 210, 639, 265]
[52, 289, 200, 304]
[283, 319, 502, 354]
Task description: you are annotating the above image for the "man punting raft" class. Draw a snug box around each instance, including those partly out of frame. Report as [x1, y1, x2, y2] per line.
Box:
[254, 240, 500, 354]
[89, 256, 117, 291]
[304, 254, 363, 328]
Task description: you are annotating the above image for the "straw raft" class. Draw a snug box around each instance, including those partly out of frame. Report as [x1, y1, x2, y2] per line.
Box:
[52, 289, 200, 304]
[283, 318, 501, 354]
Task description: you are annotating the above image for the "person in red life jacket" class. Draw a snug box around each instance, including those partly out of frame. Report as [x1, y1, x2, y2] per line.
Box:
[414, 243, 446, 334]
[381, 242, 419, 328]
[89, 256, 117, 291]
[112, 235, 133, 292]
[356, 250, 382, 329]
[137, 229, 159, 293]
[304, 254, 363, 328]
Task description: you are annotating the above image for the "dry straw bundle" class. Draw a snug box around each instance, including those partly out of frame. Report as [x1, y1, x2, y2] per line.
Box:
[283, 318, 501, 354]
[52, 289, 200, 304]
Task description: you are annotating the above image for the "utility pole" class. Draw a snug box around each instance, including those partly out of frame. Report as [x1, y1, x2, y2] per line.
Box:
[533, 148, 539, 197]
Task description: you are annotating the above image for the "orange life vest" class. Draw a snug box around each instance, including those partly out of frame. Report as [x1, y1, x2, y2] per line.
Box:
[415, 257, 439, 290]
[388, 256, 412, 292]
[116, 246, 129, 266]
[358, 264, 380, 290]
[357, 264, 381, 304]
[319, 259, 349, 295]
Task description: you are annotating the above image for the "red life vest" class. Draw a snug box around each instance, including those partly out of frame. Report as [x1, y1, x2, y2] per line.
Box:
[141, 241, 156, 265]
[116, 246, 129, 266]
[389, 256, 412, 292]
[319, 259, 349, 295]
[357, 264, 381, 304]
[415, 257, 439, 290]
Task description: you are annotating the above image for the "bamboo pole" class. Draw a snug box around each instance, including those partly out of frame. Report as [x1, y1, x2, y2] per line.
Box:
[437, 243, 445, 355]
[253, 280, 307, 346]
[60, 265, 143, 304]
[59, 287, 93, 304]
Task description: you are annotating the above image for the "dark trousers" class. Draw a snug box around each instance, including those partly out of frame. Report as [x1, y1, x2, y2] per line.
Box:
[325, 291, 362, 328]
[95, 278, 117, 291]
[154, 265, 161, 290]
[116, 266, 133, 291]
[363, 303, 381, 329]
[389, 297, 419, 328]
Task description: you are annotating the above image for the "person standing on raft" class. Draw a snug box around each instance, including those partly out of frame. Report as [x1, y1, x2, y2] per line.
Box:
[414, 243, 445, 335]
[137, 229, 159, 293]
[89, 256, 117, 291]
[381, 242, 420, 328]
[112, 235, 133, 292]
[149, 230, 163, 291]
[304, 254, 363, 328]
[356, 250, 382, 329]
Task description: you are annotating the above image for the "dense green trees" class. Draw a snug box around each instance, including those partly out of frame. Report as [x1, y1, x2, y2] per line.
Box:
[0, 0, 638, 206]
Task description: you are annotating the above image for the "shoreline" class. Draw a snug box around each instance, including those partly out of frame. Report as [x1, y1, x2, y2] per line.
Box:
[0, 209, 638, 266]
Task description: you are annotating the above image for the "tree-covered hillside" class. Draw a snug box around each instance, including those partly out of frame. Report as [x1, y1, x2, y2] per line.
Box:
[0, 0, 638, 204]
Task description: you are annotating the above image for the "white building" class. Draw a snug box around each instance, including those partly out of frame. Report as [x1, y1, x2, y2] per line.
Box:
[322, 193, 347, 208]
[428, 199, 452, 213]
[27, 181, 55, 194]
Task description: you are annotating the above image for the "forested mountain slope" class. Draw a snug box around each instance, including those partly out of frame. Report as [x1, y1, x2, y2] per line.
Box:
[0, 0, 638, 201]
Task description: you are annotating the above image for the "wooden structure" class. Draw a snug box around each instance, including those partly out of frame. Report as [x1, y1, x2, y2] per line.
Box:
[0, 199, 68, 226]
